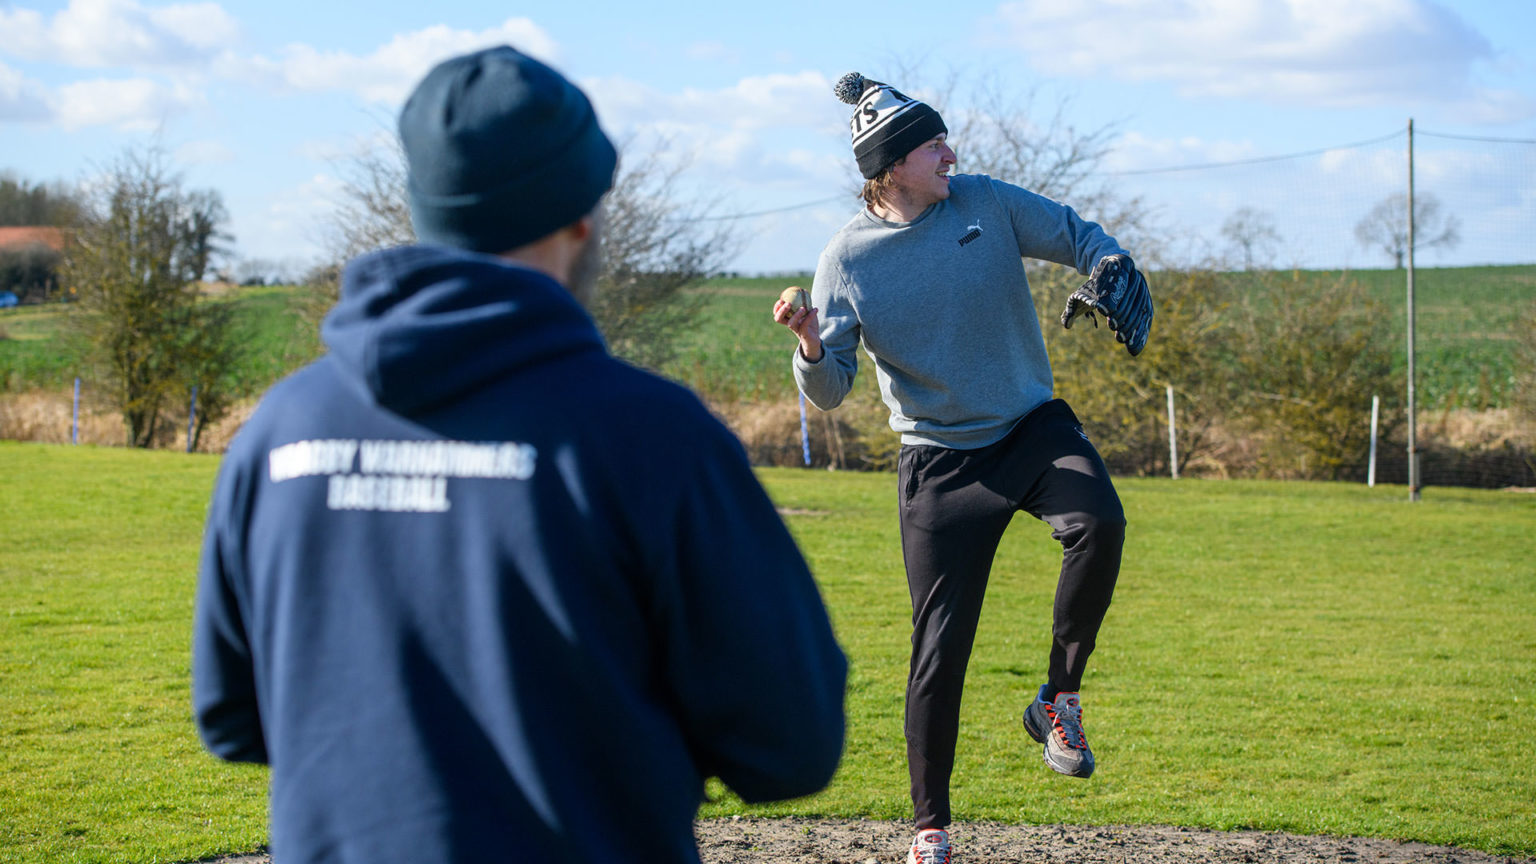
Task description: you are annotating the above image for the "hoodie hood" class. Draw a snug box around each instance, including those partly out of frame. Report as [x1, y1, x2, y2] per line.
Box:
[322, 245, 606, 414]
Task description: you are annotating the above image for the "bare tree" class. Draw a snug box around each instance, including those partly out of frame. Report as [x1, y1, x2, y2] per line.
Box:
[885, 63, 1153, 257]
[1221, 207, 1282, 271]
[317, 136, 734, 372]
[588, 145, 736, 371]
[232, 256, 307, 286]
[1354, 192, 1461, 269]
[327, 137, 415, 264]
[62, 146, 239, 447]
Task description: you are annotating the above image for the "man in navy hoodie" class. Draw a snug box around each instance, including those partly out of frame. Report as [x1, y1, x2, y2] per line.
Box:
[193, 46, 847, 864]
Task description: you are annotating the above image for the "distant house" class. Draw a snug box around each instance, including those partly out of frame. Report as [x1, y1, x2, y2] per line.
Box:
[0, 226, 67, 252]
[0, 227, 69, 304]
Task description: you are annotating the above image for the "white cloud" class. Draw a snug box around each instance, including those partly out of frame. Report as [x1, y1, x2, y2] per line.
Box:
[175, 137, 235, 164]
[232, 172, 343, 263]
[685, 72, 836, 131]
[148, 2, 240, 52]
[587, 71, 836, 137]
[0, 0, 239, 69]
[0, 8, 49, 57]
[580, 71, 853, 204]
[293, 129, 396, 165]
[0, 57, 202, 129]
[1439, 88, 1536, 125]
[1104, 131, 1262, 172]
[992, 0, 1500, 109]
[0, 60, 52, 122]
[53, 76, 200, 129]
[225, 18, 558, 105]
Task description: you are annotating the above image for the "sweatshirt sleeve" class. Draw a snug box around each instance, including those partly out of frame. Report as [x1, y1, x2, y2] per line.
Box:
[993, 178, 1126, 275]
[792, 253, 860, 411]
[657, 417, 848, 802]
[191, 456, 269, 765]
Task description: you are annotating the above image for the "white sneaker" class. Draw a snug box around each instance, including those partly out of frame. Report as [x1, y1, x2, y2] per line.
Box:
[907, 828, 952, 864]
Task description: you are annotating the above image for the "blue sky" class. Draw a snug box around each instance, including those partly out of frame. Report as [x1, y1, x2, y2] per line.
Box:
[2, 0, 1533, 275]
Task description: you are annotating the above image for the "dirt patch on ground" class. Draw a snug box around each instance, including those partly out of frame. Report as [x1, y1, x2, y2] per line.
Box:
[189, 818, 1533, 863]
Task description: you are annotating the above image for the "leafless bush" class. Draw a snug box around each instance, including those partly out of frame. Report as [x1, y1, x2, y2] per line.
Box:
[316, 135, 735, 373]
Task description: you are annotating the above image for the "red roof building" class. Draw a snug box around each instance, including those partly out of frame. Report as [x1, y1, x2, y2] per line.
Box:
[0, 226, 66, 251]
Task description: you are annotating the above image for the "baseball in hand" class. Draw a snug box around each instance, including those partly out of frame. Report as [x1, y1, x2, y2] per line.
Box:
[780, 286, 809, 313]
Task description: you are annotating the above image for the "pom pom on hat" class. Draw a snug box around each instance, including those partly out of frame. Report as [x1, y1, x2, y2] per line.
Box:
[834, 72, 872, 105]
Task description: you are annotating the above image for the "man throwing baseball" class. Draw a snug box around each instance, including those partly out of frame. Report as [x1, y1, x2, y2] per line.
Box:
[773, 72, 1152, 864]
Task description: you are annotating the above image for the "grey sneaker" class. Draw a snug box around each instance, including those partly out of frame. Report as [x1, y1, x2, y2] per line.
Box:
[1023, 687, 1095, 778]
[907, 828, 951, 864]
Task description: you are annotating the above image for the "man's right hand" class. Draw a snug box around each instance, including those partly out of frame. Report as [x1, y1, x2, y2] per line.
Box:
[772, 293, 823, 363]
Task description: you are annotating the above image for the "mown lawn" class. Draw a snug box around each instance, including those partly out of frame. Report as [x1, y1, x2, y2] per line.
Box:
[1, 442, 1533, 862]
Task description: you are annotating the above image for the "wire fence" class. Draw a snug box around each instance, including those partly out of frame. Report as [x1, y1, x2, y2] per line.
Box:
[767, 123, 1536, 491]
[1116, 123, 1534, 492]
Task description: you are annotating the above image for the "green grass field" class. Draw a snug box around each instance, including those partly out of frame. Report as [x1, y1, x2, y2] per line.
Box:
[1, 442, 1532, 863]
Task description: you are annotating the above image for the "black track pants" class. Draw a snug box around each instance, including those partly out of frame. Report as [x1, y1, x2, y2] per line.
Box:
[896, 399, 1124, 830]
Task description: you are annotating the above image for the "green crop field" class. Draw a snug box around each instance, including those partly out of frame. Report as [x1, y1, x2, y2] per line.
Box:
[1300, 264, 1536, 410]
[5, 264, 1533, 411]
[665, 265, 1536, 411]
[2, 442, 1532, 863]
[0, 301, 77, 391]
[665, 275, 814, 404]
[0, 285, 316, 396]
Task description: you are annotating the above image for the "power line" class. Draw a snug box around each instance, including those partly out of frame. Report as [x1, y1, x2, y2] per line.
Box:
[668, 194, 851, 224]
[1418, 130, 1536, 145]
[668, 126, 1531, 225]
[1105, 130, 1406, 176]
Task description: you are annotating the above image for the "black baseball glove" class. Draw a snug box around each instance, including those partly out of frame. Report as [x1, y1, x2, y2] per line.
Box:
[1059, 253, 1153, 357]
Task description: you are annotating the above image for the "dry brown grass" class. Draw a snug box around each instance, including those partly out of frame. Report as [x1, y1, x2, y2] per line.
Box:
[1419, 407, 1535, 449]
[713, 396, 1534, 488]
[0, 389, 122, 445]
[5, 389, 1527, 487]
[711, 395, 899, 471]
[0, 390, 257, 452]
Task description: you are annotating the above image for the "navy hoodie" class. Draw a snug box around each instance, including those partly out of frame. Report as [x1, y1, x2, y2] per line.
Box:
[193, 245, 847, 864]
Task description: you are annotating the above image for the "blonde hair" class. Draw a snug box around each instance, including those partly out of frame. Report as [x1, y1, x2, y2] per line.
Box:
[859, 162, 902, 208]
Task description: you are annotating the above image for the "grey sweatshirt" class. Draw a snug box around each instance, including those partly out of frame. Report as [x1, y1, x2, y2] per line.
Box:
[793, 173, 1125, 450]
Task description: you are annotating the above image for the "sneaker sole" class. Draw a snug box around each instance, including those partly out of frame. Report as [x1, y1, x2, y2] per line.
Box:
[1042, 747, 1094, 779]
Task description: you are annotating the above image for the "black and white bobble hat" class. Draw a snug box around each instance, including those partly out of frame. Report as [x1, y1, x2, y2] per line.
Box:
[835, 72, 947, 179]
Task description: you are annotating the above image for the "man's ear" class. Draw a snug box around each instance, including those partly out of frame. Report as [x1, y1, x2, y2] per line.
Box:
[566, 215, 594, 244]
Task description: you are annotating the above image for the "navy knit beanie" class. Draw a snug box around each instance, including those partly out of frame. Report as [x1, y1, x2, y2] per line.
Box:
[834, 72, 947, 179]
[399, 46, 618, 253]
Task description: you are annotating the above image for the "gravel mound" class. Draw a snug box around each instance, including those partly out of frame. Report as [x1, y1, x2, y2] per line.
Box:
[191, 817, 1534, 863]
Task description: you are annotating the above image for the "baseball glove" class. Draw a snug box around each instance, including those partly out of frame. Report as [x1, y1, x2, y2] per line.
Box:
[1060, 253, 1153, 357]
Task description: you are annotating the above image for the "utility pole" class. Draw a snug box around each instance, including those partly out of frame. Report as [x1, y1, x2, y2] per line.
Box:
[1406, 118, 1420, 501]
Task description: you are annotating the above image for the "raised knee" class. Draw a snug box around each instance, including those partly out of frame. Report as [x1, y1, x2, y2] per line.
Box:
[1052, 507, 1124, 549]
